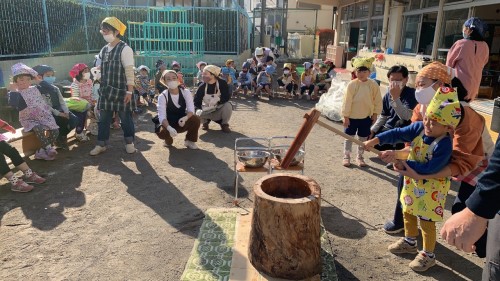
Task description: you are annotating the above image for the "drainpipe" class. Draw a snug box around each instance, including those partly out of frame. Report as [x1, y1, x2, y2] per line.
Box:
[283, 0, 289, 56]
[431, 0, 445, 60]
[380, 0, 390, 50]
[260, 0, 266, 47]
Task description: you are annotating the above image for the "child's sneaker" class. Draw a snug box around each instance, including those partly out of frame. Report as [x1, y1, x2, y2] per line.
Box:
[35, 149, 54, 161]
[342, 156, 351, 167]
[409, 251, 436, 272]
[125, 143, 137, 154]
[388, 238, 418, 254]
[357, 157, 367, 167]
[24, 172, 46, 184]
[46, 146, 58, 156]
[11, 180, 34, 193]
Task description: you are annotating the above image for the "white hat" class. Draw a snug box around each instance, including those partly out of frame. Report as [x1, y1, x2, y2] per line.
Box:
[137, 65, 150, 73]
[255, 47, 264, 56]
[203, 65, 221, 77]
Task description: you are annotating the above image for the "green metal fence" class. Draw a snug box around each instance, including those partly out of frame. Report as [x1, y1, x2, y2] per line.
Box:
[0, 0, 251, 59]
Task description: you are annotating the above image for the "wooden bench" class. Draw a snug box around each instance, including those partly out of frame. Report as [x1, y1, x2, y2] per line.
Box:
[4, 128, 43, 157]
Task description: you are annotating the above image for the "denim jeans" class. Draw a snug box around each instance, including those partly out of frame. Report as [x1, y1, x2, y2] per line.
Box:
[97, 110, 135, 146]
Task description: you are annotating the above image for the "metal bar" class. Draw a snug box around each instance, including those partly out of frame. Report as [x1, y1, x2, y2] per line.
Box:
[42, 0, 52, 54]
[83, 0, 90, 54]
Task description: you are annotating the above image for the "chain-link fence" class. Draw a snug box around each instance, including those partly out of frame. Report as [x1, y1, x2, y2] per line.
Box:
[0, 0, 251, 59]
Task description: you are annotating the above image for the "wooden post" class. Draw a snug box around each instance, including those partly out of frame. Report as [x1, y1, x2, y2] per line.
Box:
[281, 109, 321, 168]
[249, 174, 321, 279]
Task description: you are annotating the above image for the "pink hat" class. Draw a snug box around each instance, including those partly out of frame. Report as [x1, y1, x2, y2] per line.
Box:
[69, 63, 88, 78]
[172, 61, 180, 67]
[11, 63, 38, 78]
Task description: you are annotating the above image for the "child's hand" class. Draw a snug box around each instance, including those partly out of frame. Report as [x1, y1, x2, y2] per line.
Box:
[60, 112, 69, 119]
[363, 138, 378, 152]
[343, 117, 350, 128]
[371, 114, 378, 124]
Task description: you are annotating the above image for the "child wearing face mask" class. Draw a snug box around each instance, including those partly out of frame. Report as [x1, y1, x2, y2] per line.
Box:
[255, 66, 273, 99]
[135, 65, 153, 106]
[69, 63, 92, 142]
[237, 62, 252, 96]
[341, 57, 381, 167]
[7, 63, 59, 161]
[33, 65, 76, 149]
[364, 87, 461, 272]
[171, 61, 185, 86]
[313, 64, 331, 100]
[278, 65, 298, 99]
[300, 62, 315, 100]
[196, 61, 207, 86]
[221, 59, 238, 97]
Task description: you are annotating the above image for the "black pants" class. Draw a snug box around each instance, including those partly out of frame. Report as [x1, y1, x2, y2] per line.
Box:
[451, 181, 488, 258]
[54, 113, 78, 138]
[0, 141, 25, 175]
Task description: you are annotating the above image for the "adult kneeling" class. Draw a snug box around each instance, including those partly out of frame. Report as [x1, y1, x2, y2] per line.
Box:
[158, 70, 200, 149]
[194, 65, 232, 133]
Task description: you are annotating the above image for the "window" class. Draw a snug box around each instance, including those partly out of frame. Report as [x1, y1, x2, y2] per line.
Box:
[355, 2, 369, 18]
[370, 19, 383, 49]
[339, 22, 351, 49]
[373, 0, 384, 16]
[358, 21, 368, 50]
[423, 0, 440, 8]
[409, 0, 421, 10]
[418, 12, 437, 55]
[401, 15, 420, 53]
[439, 9, 469, 49]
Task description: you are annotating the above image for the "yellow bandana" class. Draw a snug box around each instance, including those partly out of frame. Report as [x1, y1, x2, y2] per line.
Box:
[351, 57, 375, 69]
[102, 17, 127, 36]
[425, 86, 461, 128]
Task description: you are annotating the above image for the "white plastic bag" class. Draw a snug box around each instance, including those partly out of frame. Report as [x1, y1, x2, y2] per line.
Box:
[315, 78, 348, 122]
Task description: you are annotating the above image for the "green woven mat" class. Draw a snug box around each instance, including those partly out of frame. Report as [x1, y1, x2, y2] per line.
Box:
[181, 209, 338, 281]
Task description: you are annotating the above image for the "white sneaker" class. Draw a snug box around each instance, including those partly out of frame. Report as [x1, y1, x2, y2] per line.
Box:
[184, 140, 199, 150]
[125, 143, 136, 154]
[89, 145, 106, 156]
[76, 133, 89, 142]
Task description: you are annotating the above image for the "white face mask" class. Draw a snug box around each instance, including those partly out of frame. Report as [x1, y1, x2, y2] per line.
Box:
[167, 80, 179, 89]
[415, 82, 437, 105]
[391, 81, 405, 88]
[83, 73, 91, 80]
[283, 70, 290, 75]
[103, 34, 115, 43]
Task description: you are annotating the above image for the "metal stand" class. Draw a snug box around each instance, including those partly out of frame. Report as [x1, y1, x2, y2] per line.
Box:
[233, 136, 306, 205]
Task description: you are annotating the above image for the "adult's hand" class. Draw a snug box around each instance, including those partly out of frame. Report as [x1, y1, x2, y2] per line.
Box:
[166, 125, 178, 137]
[178, 116, 188, 127]
[380, 150, 396, 163]
[343, 117, 350, 128]
[161, 120, 169, 129]
[60, 112, 69, 119]
[394, 161, 424, 180]
[124, 92, 132, 105]
[440, 208, 488, 252]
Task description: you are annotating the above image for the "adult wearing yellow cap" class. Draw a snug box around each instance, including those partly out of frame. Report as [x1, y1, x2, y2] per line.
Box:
[90, 17, 137, 156]
[193, 65, 233, 133]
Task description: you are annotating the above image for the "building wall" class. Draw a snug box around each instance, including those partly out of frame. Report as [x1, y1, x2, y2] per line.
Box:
[387, 5, 404, 53]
